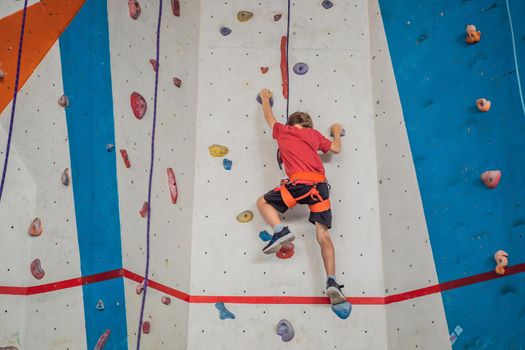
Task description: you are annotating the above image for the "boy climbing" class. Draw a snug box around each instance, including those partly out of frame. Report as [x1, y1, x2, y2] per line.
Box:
[256, 88, 347, 307]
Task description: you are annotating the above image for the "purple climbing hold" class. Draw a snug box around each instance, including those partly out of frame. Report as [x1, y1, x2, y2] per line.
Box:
[215, 302, 235, 320]
[276, 319, 294, 342]
[322, 0, 334, 9]
[223, 158, 232, 170]
[293, 62, 309, 75]
[220, 26, 232, 36]
[256, 94, 274, 107]
[259, 230, 272, 242]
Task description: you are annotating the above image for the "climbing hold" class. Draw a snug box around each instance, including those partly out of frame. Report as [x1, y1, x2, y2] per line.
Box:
[0, 347, 19, 350]
[130, 92, 147, 119]
[142, 321, 150, 334]
[94, 329, 111, 350]
[128, 0, 141, 20]
[322, 0, 334, 9]
[237, 11, 254, 22]
[161, 296, 171, 305]
[465, 25, 481, 44]
[481, 170, 501, 189]
[236, 210, 254, 223]
[30, 258, 45, 280]
[220, 26, 232, 36]
[260, 67, 269, 74]
[208, 144, 229, 157]
[223, 158, 232, 170]
[167, 168, 178, 204]
[293, 62, 309, 75]
[140, 202, 149, 217]
[273, 13, 283, 21]
[256, 94, 274, 107]
[280, 36, 288, 99]
[106, 144, 115, 152]
[28, 218, 43, 237]
[494, 250, 508, 275]
[332, 301, 352, 319]
[136, 280, 145, 294]
[173, 77, 182, 88]
[330, 128, 346, 137]
[215, 302, 235, 320]
[58, 95, 69, 108]
[276, 242, 295, 259]
[120, 149, 131, 168]
[259, 230, 272, 242]
[96, 299, 105, 310]
[61, 168, 70, 186]
[171, 0, 180, 16]
[276, 319, 294, 342]
[149, 59, 158, 72]
[476, 98, 491, 112]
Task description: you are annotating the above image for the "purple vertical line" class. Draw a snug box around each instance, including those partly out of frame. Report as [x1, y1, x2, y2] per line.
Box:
[0, 0, 29, 203]
[285, 0, 291, 120]
[136, 0, 163, 348]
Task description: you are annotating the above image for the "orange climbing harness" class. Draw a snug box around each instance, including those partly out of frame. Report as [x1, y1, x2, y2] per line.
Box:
[276, 172, 331, 213]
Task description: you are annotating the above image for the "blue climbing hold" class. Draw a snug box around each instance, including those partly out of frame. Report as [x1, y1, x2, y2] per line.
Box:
[331, 301, 352, 319]
[256, 94, 274, 107]
[223, 158, 232, 170]
[259, 230, 272, 242]
[215, 302, 235, 320]
[322, 0, 334, 9]
[276, 319, 294, 342]
[220, 26, 232, 36]
[293, 62, 309, 75]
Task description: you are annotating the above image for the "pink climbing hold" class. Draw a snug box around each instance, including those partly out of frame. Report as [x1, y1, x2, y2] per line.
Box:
[28, 218, 43, 237]
[161, 296, 171, 305]
[276, 242, 295, 260]
[140, 201, 149, 217]
[481, 170, 501, 189]
[131, 92, 147, 119]
[58, 95, 69, 108]
[94, 329, 111, 350]
[136, 280, 145, 294]
[149, 59, 158, 72]
[173, 77, 182, 88]
[128, 0, 141, 20]
[167, 168, 178, 204]
[171, 0, 180, 16]
[260, 67, 269, 74]
[30, 258, 45, 280]
[142, 321, 151, 334]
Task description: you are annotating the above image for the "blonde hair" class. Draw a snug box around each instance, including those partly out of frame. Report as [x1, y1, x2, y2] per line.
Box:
[287, 112, 313, 128]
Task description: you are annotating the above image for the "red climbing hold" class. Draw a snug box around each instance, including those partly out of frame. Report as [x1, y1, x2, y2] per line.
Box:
[167, 168, 178, 204]
[30, 258, 45, 280]
[171, 0, 180, 16]
[481, 170, 501, 189]
[130, 92, 147, 119]
[28, 218, 43, 237]
[273, 13, 282, 21]
[162, 296, 171, 305]
[120, 149, 131, 168]
[173, 77, 182, 88]
[260, 67, 269, 74]
[276, 242, 295, 259]
[280, 36, 288, 100]
[94, 329, 111, 350]
[140, 201, 149, 217]
[142, 321, 151, 334]
[128, 0, 141, 20]
[149, 59, 158, 72]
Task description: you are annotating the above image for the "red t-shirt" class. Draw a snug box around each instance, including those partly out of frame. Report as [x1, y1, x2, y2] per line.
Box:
[273, 123, 332, 177]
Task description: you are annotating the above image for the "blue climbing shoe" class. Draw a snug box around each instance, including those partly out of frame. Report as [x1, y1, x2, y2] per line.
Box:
[262, 226, 294, 254]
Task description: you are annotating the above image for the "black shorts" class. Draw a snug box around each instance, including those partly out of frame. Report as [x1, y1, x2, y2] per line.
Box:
[263, 182, 332, 229]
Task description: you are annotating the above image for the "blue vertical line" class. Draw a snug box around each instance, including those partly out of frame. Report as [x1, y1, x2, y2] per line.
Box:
[59, 0, 128, 349]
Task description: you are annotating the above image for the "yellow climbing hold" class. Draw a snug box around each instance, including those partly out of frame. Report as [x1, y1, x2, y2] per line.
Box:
[208, 144, 229, 157]
[237, 11, 254, 22]
[236, 210, 254, 223]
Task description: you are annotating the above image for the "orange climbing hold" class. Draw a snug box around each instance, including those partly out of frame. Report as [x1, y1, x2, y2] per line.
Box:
[481, 170, 501, 189]
[465, 25, 481, 44]
[128, 0, 141, 20]
[476, 98, 491, 112]
[130, 92, 147, 119]
[28, 218, 43, 237]
[280, 36, 289, 99]
[140, 201, 149, 217]
[120, 149, 131, 168]
[167, 168, 178, 204]
[494, 250, 508, 275]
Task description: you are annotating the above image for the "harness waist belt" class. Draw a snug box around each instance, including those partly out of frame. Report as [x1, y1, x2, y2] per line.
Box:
[277, 172, 331, 213]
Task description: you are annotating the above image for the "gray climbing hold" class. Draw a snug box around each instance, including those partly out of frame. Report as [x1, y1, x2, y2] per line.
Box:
[256, 94, 274, 107]
[322, 0, 334, 9]
[293, 62, 309, 75]
[220, 26, 232, 36]
[106, 144, 115, 152]
[61, 168, 70, 186]
[96, 299, 105, 310]
[215, 302, 235, 320]
[276, 319, 294, 342]
[330, 128, 346, 137]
